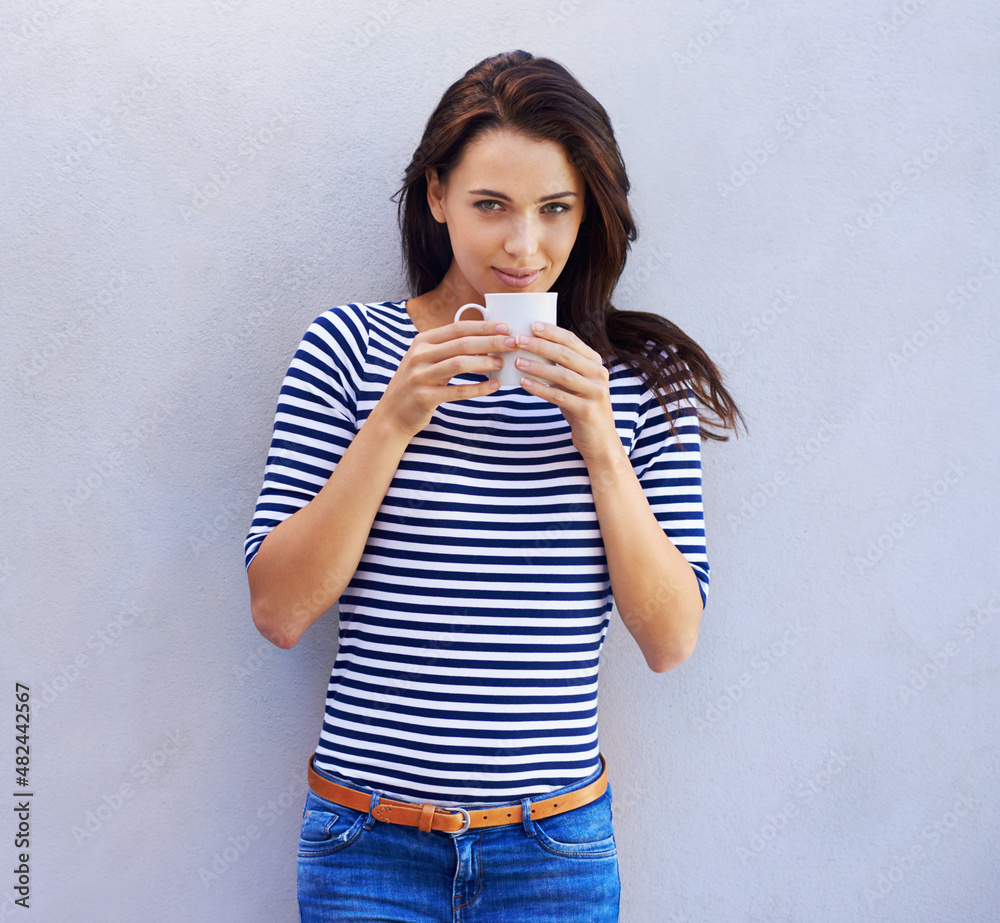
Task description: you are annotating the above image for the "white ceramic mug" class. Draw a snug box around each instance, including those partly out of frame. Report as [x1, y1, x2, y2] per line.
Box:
[454, 292, 557, 388]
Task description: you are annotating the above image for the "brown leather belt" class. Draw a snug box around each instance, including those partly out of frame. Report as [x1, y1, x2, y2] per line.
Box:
[307, 755, 608, 835]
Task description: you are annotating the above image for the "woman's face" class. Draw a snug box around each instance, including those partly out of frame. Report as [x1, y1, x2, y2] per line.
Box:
[426, 129, 586, 301]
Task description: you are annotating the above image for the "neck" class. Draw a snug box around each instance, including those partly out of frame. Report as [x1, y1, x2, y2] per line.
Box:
[407, 265, 483, 332]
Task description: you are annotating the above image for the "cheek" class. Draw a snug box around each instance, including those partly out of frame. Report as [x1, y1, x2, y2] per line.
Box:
[447, 227, 496, 280]
[454, 223, 499, 259]
[553, 224, 583, 260]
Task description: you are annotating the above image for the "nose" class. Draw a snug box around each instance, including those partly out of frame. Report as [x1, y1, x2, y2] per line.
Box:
[504, 216, 539, 259]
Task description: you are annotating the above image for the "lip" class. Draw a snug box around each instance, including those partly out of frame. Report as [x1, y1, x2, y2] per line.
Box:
[492, 267, 543, 288]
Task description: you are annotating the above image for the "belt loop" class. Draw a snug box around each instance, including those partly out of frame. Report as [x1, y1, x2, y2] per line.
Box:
[418, 803, 435, 834]
[364, 791, 380, 831]
[519, 797, 536, 838]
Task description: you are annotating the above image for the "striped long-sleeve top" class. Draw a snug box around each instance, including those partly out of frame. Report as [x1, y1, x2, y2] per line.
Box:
[245, 300, 708, 805]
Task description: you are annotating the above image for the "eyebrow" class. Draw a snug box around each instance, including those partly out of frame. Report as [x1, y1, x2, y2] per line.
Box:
[468, 188, 579, 203]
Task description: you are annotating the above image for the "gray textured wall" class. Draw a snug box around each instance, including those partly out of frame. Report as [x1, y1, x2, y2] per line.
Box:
[3, 2, 999, 921]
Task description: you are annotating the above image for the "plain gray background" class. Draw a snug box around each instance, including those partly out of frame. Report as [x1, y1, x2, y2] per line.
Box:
[3, 1, 999, 920]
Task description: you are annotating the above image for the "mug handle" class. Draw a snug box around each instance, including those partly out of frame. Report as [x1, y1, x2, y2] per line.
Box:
[454, 303, 487, 323]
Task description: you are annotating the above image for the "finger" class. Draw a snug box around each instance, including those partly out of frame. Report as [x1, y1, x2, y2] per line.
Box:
[527, 321, 603, 363]
[420, 334, 518, 367]
[514, 334, 606, 379]
[439, 379, 502, 402]
[420, 319, 511, 343]
[518, 373, 580, 405]
[430, 353, 504, 382]
[513, 355, 574, 389]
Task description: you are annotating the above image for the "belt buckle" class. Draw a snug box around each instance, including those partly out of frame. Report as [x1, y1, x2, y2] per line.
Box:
[445, 807, 471, 835]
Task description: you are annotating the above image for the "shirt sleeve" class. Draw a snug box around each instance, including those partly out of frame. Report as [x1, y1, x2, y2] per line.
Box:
[243, 305, 368, 570]
[628, 372, 710, 606]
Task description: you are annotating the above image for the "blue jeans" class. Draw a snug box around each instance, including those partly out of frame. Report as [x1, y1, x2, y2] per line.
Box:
[297, 761, 620, 922]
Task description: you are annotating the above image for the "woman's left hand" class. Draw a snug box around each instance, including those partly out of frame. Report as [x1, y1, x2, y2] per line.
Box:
[513, 322, 621, 463]
[518, 321, 703, 673]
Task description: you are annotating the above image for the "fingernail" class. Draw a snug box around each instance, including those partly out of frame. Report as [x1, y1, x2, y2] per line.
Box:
[504, 337, 516, 349]
[515, 357, 527, 369]
[531, 321, 544, 332]
[493, 357, 503, 368]
[496, 323, 509, 334]
[517, 335, 530, 346]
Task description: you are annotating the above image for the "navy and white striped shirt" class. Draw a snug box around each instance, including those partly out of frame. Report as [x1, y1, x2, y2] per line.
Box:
[245, 300, 708, 804]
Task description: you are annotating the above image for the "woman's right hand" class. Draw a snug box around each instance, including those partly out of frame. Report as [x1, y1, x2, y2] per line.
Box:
[378, 319, 517, 438]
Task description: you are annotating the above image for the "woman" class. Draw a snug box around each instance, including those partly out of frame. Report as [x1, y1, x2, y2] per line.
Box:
[245, 50, 740, 922]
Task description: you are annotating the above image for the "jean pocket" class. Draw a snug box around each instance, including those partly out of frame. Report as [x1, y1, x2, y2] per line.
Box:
[532, 789, 617, 859]
[297, 794, 368, 857]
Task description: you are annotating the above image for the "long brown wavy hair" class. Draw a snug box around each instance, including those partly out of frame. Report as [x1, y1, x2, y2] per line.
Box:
[395, 51, 743, 440]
